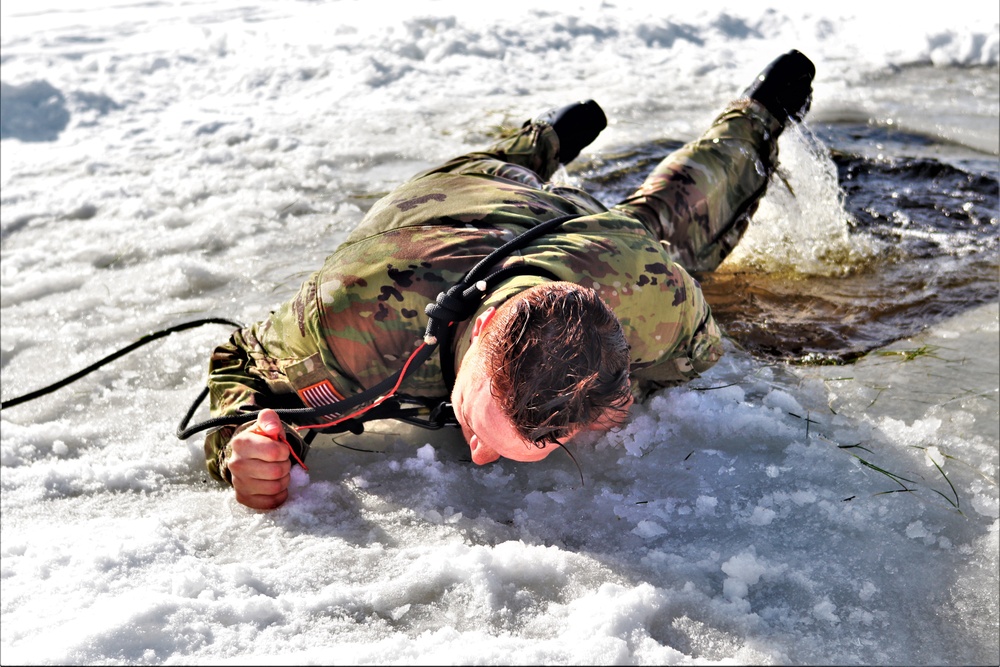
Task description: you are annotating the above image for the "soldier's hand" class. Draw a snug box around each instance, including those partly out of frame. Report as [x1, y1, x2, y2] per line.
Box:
[227, 409, 292, 510]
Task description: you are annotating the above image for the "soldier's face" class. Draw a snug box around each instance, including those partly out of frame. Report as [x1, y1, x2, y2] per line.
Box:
[452, 368, 561, 465]
[451, 307, 567, 465]
[451, 304, 628, 465]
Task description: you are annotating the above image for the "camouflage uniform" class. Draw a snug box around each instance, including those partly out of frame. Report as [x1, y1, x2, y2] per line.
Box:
[204, 100, 783, 483]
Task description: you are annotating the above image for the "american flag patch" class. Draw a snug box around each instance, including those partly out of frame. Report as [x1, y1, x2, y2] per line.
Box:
[297, 380, 344, 408]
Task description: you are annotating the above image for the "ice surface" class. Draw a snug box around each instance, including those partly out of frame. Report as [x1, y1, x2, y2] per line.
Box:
[1, 1, 997, 665]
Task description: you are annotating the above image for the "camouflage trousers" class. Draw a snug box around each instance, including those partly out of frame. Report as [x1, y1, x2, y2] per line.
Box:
[615, 99, 782, 273]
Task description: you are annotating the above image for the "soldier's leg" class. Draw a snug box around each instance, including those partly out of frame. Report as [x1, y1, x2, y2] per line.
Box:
[615, 100, 782, 272]
[417, 100, 607, 186]
[616, 50, 814, 273]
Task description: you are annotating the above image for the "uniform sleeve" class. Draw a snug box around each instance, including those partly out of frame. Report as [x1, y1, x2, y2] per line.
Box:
[629, 271, 725, 395]
[203, 329, 307, 485]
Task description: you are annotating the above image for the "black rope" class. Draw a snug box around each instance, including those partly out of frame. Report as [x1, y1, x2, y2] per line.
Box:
[174, 341, 440, 439]
[426, 213, 579, 389]
[1, 318, 244, 411]
[436, 263, 562, 390]
[462, 213, 580, 286]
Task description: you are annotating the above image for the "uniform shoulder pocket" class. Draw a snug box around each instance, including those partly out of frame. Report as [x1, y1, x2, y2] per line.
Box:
[283, 354, 348, 408]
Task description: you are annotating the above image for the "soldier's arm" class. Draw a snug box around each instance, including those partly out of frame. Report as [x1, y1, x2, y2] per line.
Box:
[630, 270, 724, 394]
[204, 331, 307, 485]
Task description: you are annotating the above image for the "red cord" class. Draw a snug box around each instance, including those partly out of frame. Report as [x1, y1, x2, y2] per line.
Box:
[296, 341, 430, 433]
[252, 424, 309, 471]
[249, 329, 443, 472]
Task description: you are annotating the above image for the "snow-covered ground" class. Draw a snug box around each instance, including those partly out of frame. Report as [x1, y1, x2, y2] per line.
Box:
[2, 1, 997, 664]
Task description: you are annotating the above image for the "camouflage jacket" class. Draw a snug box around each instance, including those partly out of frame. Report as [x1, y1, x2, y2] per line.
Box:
[204, 102, 781, 482]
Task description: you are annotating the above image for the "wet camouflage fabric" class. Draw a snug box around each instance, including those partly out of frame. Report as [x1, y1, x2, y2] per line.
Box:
[204, 100, 783, 482]
[619, 99, 782, 272]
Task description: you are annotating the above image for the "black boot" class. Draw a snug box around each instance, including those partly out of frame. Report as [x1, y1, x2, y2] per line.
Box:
[743, 50, 815, 126]
[534, 99, 607, 164]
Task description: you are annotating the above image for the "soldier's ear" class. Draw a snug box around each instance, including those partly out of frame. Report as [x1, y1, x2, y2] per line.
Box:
[470, 307, 497, 343]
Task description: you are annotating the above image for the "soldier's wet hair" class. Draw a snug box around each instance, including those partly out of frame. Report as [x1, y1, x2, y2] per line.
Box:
[483, 282, 632, 447]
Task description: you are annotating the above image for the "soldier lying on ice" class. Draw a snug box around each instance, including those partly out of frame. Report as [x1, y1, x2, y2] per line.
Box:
[203, 50, 816, 509]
